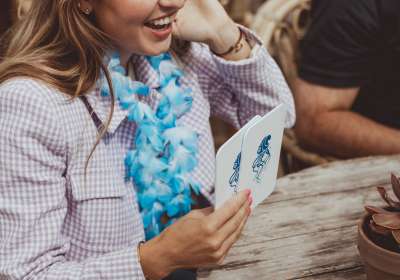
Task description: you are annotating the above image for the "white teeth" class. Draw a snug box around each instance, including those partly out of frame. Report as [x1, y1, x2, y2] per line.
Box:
[149, 16, 172, 26]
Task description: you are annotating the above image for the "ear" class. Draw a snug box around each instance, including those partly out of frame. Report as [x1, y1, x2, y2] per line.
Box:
[78, 0, 94, 15]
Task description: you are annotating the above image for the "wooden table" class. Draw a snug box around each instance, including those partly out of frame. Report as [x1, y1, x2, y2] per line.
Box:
[199, 155, 400, 279]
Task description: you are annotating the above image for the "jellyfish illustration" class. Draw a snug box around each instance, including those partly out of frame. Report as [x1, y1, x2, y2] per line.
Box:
[252, 135, 272, 183]
[229, 152, 241, 193]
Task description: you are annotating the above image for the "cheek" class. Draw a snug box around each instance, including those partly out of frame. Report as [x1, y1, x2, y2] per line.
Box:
[94, 1, 155, 38]
[94, 0, 169, 55]
[111, 0, 155, 23]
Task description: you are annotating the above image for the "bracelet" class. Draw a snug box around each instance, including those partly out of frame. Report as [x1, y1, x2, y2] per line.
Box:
[212, 28, 245, 57]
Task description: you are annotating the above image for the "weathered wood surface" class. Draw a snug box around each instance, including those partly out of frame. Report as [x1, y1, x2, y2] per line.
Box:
[199, 155, 400, 279]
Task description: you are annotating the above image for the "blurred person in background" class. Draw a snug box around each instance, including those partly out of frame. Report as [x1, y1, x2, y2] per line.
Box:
[0, 0, 294, 279]
[294, 0, 400, 158]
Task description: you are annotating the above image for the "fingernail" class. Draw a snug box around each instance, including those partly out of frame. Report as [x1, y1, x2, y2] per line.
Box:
[247, 207, 252, 215]
[245, 189, 251, 197]
[248, 196, 253, 205]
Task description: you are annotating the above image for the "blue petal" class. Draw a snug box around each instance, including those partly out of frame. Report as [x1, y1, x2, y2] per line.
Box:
[166, 194, 192, 217]
[152, 201, 165, 220]
[139, 187, 158, 209]
[160, 80, 193, 117]
[129, 81, 150, 96]
[118, 92, 137, 110]
[138, 151, 169, 174]
[125, 150, 140, 173]
[155, 97, 171, 119]
[166, 199, 180, 217]
[159, 111, 176, 128]
[169, 176, 185, 194]
[190, 181, 201, 196]
[134, 167, 153, 187]
[146, 53, 171, 70]
[142, 210, 152, 228]
[128, 102, 156, 124]
[159, 60, 183, 87]
[168, 145, 198, 174]
[154, 180, 173, 203]
[135, 124, 164, 152]
[163, 127, 198, 152]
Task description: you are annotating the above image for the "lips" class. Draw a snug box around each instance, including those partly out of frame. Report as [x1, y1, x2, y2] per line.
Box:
[144, 13, 175, 31]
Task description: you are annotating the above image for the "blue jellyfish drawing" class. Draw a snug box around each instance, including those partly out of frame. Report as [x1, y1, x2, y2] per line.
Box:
[229, 152, 241, 193]
[252, 135, 272, 183]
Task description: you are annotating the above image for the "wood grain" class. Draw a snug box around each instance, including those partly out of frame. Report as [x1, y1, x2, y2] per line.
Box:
[199, 155, 400, 279]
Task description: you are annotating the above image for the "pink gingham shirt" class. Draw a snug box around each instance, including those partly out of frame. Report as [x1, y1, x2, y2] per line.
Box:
[0, 28, 295, 279]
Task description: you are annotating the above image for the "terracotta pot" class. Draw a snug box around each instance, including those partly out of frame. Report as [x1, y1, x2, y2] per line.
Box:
[358, 214, 400, 279]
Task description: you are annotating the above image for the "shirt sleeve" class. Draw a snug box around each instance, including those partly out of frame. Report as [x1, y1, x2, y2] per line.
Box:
[298, 0, 381, 88]
[0, 80, 145, 280]
[186, 26, 296, 129]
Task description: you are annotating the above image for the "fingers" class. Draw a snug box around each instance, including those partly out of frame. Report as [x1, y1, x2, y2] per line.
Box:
[216, 205, 250, 264]
[216, 196, 251, 242]
[209, 189, 251, 230]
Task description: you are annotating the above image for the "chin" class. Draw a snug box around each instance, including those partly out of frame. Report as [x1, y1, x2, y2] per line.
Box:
[144, 48, 169, 56]
[126, 40, 171, 57]
[143, 38, 172, 56]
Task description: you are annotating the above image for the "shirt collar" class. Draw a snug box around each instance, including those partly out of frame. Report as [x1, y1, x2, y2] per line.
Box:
[84, 87, 128, 135]
[86, 55, 160, 135]
[130, 54, 160, 89]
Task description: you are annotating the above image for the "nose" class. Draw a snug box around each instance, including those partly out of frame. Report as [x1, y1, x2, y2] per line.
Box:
[158, 0, 185, 10]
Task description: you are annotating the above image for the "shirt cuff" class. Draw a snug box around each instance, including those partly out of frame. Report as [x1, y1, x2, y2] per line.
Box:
[211, 25, 265, 66]
[93, 244, 147, 279]
[210, 26, 273, 79]
[250, 44, 262, 58]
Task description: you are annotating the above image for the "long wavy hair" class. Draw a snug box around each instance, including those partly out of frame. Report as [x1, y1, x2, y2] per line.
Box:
[0, 0, 189, 173]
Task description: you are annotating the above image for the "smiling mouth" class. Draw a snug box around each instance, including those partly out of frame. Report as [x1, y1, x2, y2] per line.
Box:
[144, 14, 175, 31]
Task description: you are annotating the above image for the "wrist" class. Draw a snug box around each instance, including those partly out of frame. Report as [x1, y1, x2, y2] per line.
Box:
[139, 236, 174, 280]
[208, 22, 240, 54]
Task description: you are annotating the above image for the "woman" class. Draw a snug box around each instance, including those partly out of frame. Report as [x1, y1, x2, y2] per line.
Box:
[0, 0, 295, 279]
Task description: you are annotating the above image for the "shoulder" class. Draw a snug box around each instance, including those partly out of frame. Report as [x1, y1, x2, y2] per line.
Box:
[299, 0, 380, 87]
[0, 78, 68, 142]
[312, 0, 376, 15]
[0, 77, 68, 108]
[0, 77, 71, 126]
[310, 0, 379, 32]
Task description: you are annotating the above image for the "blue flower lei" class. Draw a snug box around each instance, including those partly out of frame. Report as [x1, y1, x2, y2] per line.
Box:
[101, 53, 201, 240]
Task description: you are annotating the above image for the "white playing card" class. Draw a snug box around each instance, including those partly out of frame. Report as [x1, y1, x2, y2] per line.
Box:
[238, 104, 287, 209]
[215, 116, 261, 209]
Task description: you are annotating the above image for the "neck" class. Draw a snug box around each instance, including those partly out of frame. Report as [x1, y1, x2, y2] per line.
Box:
[120, 51, 132, 70]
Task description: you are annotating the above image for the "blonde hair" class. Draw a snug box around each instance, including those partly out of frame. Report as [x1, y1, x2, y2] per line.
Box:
[0, 0, 190, 174]
[15, 0, 33, 21]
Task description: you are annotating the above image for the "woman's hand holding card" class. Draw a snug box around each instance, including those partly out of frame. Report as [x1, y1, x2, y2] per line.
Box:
[139, 190, 252, 279]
